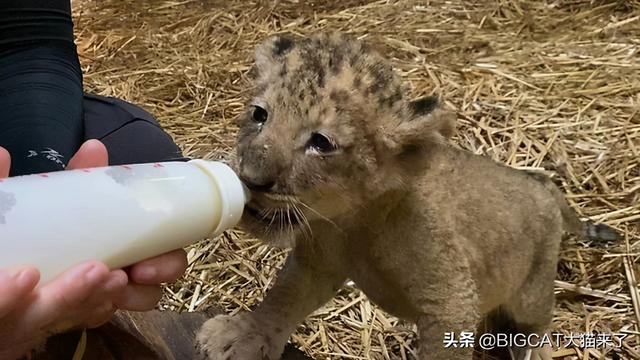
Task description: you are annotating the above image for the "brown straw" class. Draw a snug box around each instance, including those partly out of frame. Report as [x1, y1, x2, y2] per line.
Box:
[73, 1, 639, 358]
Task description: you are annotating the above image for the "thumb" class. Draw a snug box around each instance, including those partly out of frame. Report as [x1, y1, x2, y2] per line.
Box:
[67, 140, 108, 170]
[0, 147, 10, 178]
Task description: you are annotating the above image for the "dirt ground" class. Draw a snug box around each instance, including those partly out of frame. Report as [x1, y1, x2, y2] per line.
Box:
[74, 1, 639, 359]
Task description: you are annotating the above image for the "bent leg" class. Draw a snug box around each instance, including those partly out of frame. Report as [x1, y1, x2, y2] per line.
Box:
[0, 0, 84, 176]
[197, 248, 345, 360]
[83, 94, 185, 164]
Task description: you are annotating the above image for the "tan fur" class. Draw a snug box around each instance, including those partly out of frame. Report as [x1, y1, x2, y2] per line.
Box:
[197, 33, 611, 360]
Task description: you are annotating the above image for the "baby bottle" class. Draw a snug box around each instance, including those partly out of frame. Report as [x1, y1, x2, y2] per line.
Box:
[0, 160, 249, 285]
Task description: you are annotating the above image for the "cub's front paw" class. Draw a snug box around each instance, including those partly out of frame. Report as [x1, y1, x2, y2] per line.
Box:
[196, 314, 283, 360]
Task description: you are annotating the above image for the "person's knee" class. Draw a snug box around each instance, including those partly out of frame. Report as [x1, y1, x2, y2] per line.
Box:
[83, 94, 184, 165]
[99, 121, 184, 165]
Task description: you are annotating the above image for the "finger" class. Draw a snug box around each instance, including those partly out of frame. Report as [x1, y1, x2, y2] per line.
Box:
[85, 302, 116, 329]
[0, 146, 10, 178]
[67, 139, 108, 170]
[128, 249, 187, 285]
[113, 283, 163, 311]
[54, 301, 116, 332]
[21, 261, 110, 329]
[47, 269, 127, 333]
[102, 269, 129, 294]
[0, 267, 39, 318]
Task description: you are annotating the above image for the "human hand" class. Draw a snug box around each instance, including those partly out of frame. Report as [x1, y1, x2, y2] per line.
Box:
[0, 140, 187, 358]
[0, 141, 127, 358]
[42, 139, 188, 310]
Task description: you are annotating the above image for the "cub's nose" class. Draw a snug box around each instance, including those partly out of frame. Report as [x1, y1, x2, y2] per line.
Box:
[240, 175, 276, 193]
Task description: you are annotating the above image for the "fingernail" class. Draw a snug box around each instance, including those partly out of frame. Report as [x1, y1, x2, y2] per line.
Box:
[104, 272, 128, 292]
[13, 267, 39, 287]
[85, 264, 106, 283]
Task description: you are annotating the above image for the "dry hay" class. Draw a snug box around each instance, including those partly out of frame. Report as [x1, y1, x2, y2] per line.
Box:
[72, 0, 639, 359]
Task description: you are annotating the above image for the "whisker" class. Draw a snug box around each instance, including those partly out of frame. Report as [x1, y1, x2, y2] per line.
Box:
[286, 204, 293, 234]
[296, 200, 343, 232]
[261, 207, 275, 236]
[293, 203, 313, 241]
[297, 203, 313, 238]
[250, 192, 346, 241]
[290, 203, 306, 238]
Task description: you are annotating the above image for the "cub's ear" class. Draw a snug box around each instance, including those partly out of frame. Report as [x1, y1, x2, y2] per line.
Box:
[409, 96, 439, 116]
[382, 96, 456, 158]
[255, 34, 296, 75]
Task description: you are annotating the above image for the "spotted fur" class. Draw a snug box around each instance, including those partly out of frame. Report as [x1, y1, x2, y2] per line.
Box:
[197, 33, 618, 360]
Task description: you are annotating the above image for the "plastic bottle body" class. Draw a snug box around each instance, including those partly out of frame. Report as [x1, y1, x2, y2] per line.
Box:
[0, 160, 246, 285]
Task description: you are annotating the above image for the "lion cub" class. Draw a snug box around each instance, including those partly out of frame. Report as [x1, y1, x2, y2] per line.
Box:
[197, 33, 617, 360]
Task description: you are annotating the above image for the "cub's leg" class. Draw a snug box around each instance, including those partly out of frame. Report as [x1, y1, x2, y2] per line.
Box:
[415, 271, 481, 360]
[196, 248, 345, 360]
[501, 252, 557, 360]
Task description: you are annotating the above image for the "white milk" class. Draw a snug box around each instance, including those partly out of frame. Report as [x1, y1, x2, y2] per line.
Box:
[0, 160, 249, 285]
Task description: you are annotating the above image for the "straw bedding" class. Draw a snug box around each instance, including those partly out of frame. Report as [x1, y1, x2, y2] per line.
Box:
[73, 1, 639, 358]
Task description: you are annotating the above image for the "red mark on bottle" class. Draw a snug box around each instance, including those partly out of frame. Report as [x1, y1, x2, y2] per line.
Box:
[153, 163, 164, 168]
[39, 174, 49, 178]
[121, 165, 132, 170]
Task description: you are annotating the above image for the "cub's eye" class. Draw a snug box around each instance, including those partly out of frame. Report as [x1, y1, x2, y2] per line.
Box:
[252, 106, 268, 124]
[308, 132, 336, 154]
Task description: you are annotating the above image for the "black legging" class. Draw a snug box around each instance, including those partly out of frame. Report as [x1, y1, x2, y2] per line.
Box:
[0, 0, 84, 176]
[0, 0, 185, 176]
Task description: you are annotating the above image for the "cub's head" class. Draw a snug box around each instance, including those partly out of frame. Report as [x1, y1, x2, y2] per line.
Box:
[235, 32, 454, 247]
